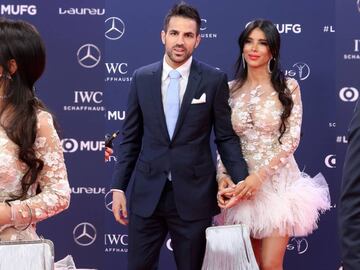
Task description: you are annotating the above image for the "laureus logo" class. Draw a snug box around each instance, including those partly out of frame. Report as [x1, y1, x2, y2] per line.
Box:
[292, 62, 310, 81]
[287, 237, 309, 254]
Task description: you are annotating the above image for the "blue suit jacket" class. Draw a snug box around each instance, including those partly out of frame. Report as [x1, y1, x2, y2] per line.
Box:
[112, 59, 248, 221]
[339, 101, 360, 269]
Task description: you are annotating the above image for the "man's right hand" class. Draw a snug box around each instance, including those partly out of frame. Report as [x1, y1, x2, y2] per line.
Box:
[105, 147, 113, 161]
[112, 191, 128, 225]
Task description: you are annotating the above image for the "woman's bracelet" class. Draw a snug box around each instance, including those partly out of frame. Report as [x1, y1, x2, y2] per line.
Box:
[21, 203, 33, 231]
[13, 203, 33, 231]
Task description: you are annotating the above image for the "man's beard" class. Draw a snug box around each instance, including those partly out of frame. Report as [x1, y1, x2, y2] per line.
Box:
[167, 45, 190, 63]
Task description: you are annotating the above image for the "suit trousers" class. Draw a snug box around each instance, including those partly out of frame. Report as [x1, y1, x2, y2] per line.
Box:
[128, 181, 212, 270]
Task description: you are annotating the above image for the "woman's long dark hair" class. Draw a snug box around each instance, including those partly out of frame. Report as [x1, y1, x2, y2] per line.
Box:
[0, 18, 50, 200]
[232, 19, 293, 143]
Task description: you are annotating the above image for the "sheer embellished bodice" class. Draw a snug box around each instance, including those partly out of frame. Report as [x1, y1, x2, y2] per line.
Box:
[216, 79, 330, 238]
[229, 79, 302, 176]
[0, 110, 70, 241]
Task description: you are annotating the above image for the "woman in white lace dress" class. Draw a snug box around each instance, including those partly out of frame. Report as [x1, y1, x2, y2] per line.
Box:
[0, 18, 70, 242]
[217, 20, 330, 270]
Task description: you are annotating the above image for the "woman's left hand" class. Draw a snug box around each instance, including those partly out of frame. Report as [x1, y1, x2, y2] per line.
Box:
[224, 174, 262, 208]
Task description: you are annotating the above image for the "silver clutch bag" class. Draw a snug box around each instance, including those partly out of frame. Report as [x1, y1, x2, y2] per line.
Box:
[201, 224, 259, 270]
[0, 238, 54, 270]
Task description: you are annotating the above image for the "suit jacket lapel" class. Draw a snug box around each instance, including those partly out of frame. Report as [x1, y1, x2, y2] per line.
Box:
[150, 62, 171, 141]
[172, 60, 202, 140]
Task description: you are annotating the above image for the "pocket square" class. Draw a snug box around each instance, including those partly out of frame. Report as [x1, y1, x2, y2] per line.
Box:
[191, 93, 206, 104]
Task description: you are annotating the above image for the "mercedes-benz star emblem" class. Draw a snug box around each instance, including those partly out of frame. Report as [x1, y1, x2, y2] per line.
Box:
[77, 44, 101, 68]
[104, 190, 113, 212]
[105, 17, 125, 40]
[73, 222, 97, 246]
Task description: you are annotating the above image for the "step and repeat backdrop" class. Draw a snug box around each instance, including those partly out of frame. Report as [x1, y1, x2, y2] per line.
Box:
[336, 1, 360, 196]
[1, 0, 358, 269]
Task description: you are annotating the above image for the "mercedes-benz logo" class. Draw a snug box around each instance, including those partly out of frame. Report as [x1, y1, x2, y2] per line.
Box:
[77, 44, 101, 68]
[104, 190, 113, 212]
[105, 17, 125, 40]
[293, 62, 310, 81]
[73, 222, 97, 246]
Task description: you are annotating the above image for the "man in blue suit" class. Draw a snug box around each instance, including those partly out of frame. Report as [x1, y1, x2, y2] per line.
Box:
[109, 3, 248, 269]
[339, 100, 360, 270]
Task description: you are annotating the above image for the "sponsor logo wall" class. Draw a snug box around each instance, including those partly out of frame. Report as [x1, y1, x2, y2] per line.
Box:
[2, 1, 106, 268]
[2, 0, 348, 269]
[336, 0, 360, 203]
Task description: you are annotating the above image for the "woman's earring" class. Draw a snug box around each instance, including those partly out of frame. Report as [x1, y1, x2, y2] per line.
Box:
[242, 53, 246, 69]
[267, 58, 275, 73]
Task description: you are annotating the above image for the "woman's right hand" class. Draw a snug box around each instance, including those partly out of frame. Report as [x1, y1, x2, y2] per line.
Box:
[217, 176, 236, 208]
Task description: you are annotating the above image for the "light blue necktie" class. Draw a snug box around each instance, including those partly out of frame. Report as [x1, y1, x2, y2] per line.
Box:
[165, 70, 181, 139]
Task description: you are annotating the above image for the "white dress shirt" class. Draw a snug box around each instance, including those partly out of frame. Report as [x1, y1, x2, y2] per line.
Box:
[161, 55, 192, 110]
[111, 56, 193, 193]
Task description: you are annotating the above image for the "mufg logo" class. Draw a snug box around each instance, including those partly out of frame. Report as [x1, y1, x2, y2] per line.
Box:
[274, 23, 302, 34]
[324, 154, 336, 169]
[107, 110, 126, 121]
[61, 138, 105, 153]
[245, 21, 301, 34]
[0, 5, 37, 15]
[339, 87, 359, 102]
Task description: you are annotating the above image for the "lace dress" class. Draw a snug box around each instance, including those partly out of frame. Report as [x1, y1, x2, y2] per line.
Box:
[217, 79, 330, 239]
[0, 110, 70, 241]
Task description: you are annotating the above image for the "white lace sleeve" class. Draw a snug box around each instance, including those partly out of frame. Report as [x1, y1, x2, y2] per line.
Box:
[10, 111, 70, 227]
[257, 79, 302, 180]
